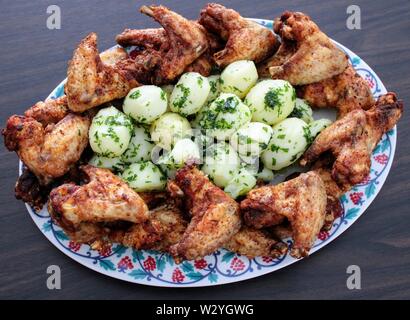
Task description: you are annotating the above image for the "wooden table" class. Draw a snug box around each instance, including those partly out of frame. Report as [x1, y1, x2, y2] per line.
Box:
[0, 0, 409, 299]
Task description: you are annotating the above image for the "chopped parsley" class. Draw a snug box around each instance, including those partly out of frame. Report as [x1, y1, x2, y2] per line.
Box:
[129, 90, 141, 99]
[172, 84, 190, 110]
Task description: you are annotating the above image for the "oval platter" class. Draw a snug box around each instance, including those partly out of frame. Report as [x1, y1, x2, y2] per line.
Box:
[21, 19, 395, 287]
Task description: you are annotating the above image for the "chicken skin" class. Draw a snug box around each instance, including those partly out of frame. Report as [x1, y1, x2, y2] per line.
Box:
[298, 65, 375, 118]
[140, 5, 209, 84]
[3, 113, 90, 185]
[265, 11, 348, 85]
[48, 165, 149, 243]
[241, 171, 327, 258]
[199, 3, 278, 67]
[66, 32, 140, 112]
[224, 226, 288, 259]
[24, 96, 69, 126]
[301, 93, 403, 190]
[168, 165, 241, 262]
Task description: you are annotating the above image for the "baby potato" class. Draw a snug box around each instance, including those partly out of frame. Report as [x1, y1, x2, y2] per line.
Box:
[150, 112, 192, 150]
[256, 166, 275, 182]
[122, 125, 155, 164]
[89, 154, 125, 172]
[201, 141, 241, 188]
[157, 138, 201, 169]
[206, 75, 221, 103]
[309, 118, 333, 140]
[230, 122, 273, 158]
[123, 85, 167, 124]
[245, 79, 296, 125]
[261, 118, 309, 170]
[198, 93, 251, 140]
[220, 60, 258, 98]
[170, 72, 210, 116]
[89, 106, 133, 157]
[289, 98, 314, 124]
[224, 168, 257, 199]
[121, 161, 166, 192]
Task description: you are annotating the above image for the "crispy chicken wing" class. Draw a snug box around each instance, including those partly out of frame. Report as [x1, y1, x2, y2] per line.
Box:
[116, 28, 167, 49]
[266, 11, 348, 85]
[224, 226, 288, 259]
[198, 3, 278, 67]
[66, 32, 139, 112]
[298, 65, 375, 118]
[48, 165, 149, 243]
[168, 165, 241, 262]
[241, 171, 327, 258]
[24, 96, 68, 126]
[301, 93, 403, 190]
[3, 113, 90, 185]
[140, 5, 209, 84]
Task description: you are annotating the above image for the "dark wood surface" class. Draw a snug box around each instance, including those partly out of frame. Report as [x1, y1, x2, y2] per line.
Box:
[0, 0, 409, 300]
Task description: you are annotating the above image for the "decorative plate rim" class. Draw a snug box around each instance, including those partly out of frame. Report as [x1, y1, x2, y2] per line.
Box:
[19, 18, 396, 287]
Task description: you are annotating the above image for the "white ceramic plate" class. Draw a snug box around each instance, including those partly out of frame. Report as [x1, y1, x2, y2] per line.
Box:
[20, 19, 395, 287]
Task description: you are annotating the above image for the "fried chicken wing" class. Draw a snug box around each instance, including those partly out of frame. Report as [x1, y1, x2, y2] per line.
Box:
[266, 11, 348, 85]
[3, 113, 90, 185]
[24, 96, 68, 126]
[168, 165, 241, 262]
[241, 171, 327, 258]
[140, 5, 209, 84]
[224, 226, 288, 259]
[116, 28, 167, 49]
[198, 3, 278, 67]
[298, 65, 375, 118]
[301, 93, 403, 190]
[66, 32, 139, 112]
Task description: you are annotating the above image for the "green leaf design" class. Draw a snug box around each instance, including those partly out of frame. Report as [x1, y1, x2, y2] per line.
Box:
[113, 245, 127, 258]
[55, 230, 69, 241]
[186, 272, 203, 280]
[99, 259, 115, 271]
[181, 262, 194, 273]
[381, 138, 389, 152]
[208, 272, 218, 283]
[351, 57, 360, 66]
[365, 182, 376, 198]
[129, 269, 147, 279]
[166, 254, 174, 266]
[372, 144, 381, 154]
[132, 250, 144, 262]
[345, 208, 360, 220]
[156, 256, 166, 273]
[221, 251, 235, 263]
[42, 221, 51, 232]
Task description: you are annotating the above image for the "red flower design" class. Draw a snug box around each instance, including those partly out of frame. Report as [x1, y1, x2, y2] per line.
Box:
[318, 230, 329, 241]
[68, 241, 81, 252]
[350, 192, 364, 205]
[262, 256, 273, 263]
[374, 154, 388, 165]
[360, 175, 371, 184]
[365, 75, 375, 89]
[194, 259, 207, 270]
[117, 256, 133, 272]
[172, 268, 185, 283]
[98, 245, 112, 257]
[143, 256, 156, 271]
[230, 257, 245, 271]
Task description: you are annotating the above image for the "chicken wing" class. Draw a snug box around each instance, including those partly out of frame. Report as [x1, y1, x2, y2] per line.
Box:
[3, 113, 90, 185]
[241, 171, 327, 258]
[116, 28, 167, 49]
[168, 165, 241, 262]
[24, 96, 68, 126]
[66, 32, 139, 112]
[224, 226, 288, 259]
[266, 11, 348, 85]
[297, 65, 375, 118]
[301, 93, 403, 190]
[140, 5, 209, 84]
[198, 3, 278, 67]
[48, 165, 149, 243]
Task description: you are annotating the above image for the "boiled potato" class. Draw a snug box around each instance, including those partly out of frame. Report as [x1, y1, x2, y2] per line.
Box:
[206, 75, 221, 103]
[89, 154, 125, 172]
[245, 79, 296, 125]
[256, 166, 275, 182]
[123, 86, 167, 124]
[230, 122, 273, 158]
[150, 112, 192, 150]
[122, 125, 155, 163]
[157, 138, 201, 169]
[220, 60, 258, 98]
[261, 118, 309, 170]
[89, 106, 133, 157]
[121, 161, 166, 192]
[170, 72, 210, 116]
[309, 119, 333, 140]
[197, 93, 251, 140]
[201, 141, 241, 187]
[224, 168, 257, 199]
[289, 98, 314, 124]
